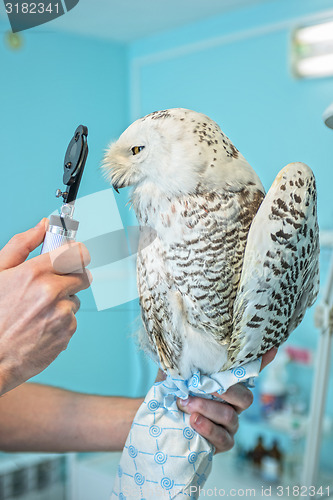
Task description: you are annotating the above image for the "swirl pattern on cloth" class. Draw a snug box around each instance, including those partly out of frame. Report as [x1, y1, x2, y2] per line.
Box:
[111, 358, 261, 499]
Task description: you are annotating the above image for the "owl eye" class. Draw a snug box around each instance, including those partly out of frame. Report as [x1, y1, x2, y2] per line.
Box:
[131, 146, 145, 155]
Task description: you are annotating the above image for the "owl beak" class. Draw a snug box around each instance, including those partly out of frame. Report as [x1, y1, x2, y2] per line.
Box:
[112, 178, 130, 193]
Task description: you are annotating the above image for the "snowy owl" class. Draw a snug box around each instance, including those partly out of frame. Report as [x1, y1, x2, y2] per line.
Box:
[103, 108, 319, 379]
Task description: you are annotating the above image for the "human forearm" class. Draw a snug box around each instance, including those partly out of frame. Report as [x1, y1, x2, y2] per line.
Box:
[0, 383, 142, 452]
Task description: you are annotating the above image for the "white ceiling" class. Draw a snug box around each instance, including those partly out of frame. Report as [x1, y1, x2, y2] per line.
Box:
[0, 0, 271, 42]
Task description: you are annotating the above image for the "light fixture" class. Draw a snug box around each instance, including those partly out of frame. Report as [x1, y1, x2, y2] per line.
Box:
[292, 19, 333, 78]
[4, 31, 23, 51]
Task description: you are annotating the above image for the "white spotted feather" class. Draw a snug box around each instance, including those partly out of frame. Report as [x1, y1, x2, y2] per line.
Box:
[226, 162, 320, 368]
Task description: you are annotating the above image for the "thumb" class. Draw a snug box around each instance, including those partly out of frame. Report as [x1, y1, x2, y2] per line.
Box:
[0, 218, 48, 271]
[260, 347, 278, 372]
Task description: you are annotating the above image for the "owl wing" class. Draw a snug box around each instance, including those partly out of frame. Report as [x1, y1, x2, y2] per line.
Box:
[225, 162, 320, 369]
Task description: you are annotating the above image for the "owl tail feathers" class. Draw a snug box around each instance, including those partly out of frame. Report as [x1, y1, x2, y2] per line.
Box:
[111, 361, 261, 499]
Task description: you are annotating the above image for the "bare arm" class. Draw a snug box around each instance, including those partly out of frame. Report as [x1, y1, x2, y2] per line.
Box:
[0, 383, 142, 452]
[0, 353, 276, 454]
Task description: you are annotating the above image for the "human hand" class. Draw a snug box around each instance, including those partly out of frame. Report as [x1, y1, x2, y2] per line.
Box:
[0, 219, 92, 395]
[176, 348, 277, 454]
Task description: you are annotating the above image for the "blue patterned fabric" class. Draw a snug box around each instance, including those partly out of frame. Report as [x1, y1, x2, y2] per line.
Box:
[111, 359, 261, 499]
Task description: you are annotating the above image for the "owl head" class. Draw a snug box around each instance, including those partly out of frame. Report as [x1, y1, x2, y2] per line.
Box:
[103, 108, 263, 198]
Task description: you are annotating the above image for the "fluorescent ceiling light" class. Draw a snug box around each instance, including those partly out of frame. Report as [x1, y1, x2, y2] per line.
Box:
[295, 21, 333, 45]
[292, 19, 333, 78]
[297, 53, 333, 78]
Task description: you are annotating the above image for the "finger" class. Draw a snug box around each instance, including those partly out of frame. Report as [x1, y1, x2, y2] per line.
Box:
[190, 413, 234, 453]
[0, 219, 48, 271]
[30, 242, 91, 275]
[177, 396, 239, 434]
[50, 242, 91, 274]
[56, 269, 93, 295]
[155, 369, 167, 383]
[68, 295, 81, 314]
[260, 347, 278, 371]
[66, 315, 78, 342]
[210, 383, 254, 414]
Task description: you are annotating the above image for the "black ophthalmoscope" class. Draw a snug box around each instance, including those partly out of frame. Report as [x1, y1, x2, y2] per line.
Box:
[40, 125, 88, 254]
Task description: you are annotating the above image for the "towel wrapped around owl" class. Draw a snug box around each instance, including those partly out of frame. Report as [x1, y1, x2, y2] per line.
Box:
[103, 109, 319, 499]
